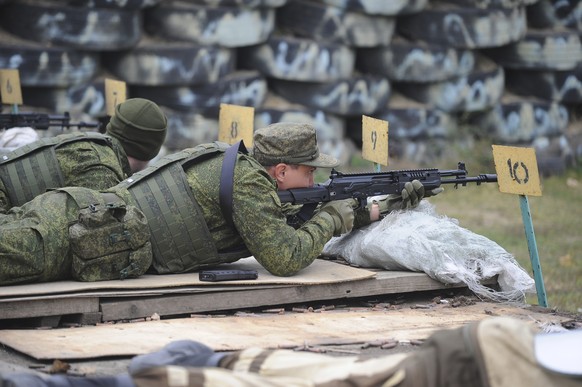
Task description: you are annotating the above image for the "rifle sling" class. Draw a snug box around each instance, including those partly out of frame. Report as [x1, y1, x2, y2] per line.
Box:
[219, 140, 248, 229]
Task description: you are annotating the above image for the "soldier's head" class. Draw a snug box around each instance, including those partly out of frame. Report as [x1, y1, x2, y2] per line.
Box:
[106, 98, 167, 172]
[252, 122, 339, 190]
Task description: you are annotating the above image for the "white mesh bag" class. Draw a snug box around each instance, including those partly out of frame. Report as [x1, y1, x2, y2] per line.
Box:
[323, 201, 535, 302]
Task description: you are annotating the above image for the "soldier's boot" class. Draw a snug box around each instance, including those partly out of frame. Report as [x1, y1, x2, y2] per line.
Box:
[128, 340, 227, 375]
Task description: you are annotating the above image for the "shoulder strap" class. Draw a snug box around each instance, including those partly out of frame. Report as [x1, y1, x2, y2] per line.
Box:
[219, 140, 248, 229]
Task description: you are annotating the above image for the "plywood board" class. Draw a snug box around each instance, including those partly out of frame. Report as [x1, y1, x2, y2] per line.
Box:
[0, 258, 375, 299]
[98, 271, 477, 321]
[0, 302, 566, 360]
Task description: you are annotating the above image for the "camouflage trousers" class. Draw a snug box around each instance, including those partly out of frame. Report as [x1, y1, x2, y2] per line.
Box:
[0, 190, 78, 285]
[0, 187, 152, 286]
[131, 317, 582, 387]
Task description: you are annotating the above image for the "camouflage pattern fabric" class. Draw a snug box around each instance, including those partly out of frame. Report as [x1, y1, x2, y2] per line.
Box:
[0, 179, 8, 216]
[0, 133, 131, 214]
[0, 190, 78, 285]
[130, 317, 582, 387]
[184, 152, 337, 276]
[0, 186, 150, 286]
[55, 136, 131, 191]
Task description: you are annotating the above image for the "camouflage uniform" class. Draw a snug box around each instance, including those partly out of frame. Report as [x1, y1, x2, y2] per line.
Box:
[183, 150, 338, 276]
[0, 99, 166, 285]
[2, 317, 580, 386]
[127, 317, 582, 387]
[115, 123, 370, 277]
[0, 186, 151, 286]
[0, 97, 167, 214]
[0, 132, 131, 214]
[0, 122, 362, 284]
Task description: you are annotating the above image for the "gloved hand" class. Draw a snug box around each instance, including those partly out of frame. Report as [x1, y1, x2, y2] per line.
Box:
[373, 180, 444, 215]
[318, 199, 357, 236]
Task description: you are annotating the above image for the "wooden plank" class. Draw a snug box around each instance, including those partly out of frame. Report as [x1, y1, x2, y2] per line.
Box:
[100, 272, 486, 321]
[0, 297, 99, 320]
[0, 258, 375, 299]
[0, 301, 564, 360]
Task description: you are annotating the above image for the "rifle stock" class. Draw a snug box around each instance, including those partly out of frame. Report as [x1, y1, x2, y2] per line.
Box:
[0, 112, 101, 131]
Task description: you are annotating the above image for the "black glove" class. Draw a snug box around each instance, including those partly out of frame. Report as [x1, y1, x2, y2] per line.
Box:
[374, 180, 444, 215]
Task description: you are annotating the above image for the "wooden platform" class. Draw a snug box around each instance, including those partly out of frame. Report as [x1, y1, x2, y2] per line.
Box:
[0, 261, 489, 326]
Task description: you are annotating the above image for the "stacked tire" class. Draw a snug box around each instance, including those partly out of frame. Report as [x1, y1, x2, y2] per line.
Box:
[1, 0, 581, 172]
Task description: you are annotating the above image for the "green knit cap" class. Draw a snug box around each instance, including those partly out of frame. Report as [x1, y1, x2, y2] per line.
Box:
[106, 98, 167, 161]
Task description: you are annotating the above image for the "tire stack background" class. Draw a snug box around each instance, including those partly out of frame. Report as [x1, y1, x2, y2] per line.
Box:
[0, 0, 580, 174]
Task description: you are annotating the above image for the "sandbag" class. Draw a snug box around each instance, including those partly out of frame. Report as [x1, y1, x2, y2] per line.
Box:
[323, 201, 535, 302]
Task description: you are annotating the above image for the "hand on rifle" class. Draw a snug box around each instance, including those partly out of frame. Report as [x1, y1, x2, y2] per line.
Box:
[372, 180, 444, 218]
[318, 199, 357, 236]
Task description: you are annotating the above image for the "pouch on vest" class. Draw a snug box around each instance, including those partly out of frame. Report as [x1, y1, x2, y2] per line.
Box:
[68, 193, 152, 281]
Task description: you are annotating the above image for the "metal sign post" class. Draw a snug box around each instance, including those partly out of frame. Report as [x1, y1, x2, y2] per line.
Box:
[492, 145, 547, 307]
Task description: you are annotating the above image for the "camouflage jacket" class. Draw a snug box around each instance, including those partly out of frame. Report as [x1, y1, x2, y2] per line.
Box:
[184, 151, 369, 277]
[0, 132, 131, 213]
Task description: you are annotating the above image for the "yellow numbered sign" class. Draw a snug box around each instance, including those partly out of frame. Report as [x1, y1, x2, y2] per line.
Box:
[492, 145, 542, 196]
[362, 115, 389, 166]
[105, 79, 127, 116]
[218, 103, 254, 146]
[0, 69, 23, 105]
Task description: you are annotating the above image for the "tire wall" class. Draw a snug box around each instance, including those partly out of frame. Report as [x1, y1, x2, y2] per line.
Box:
[0, 0, 580, 174]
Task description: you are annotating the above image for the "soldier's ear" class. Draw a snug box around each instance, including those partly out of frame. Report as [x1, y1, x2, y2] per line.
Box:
[274, 163, 288, 183]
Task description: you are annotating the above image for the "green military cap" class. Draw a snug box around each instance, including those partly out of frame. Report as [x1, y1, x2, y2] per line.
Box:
[106, 98, 167, 161]
[252, 122, 340, 168]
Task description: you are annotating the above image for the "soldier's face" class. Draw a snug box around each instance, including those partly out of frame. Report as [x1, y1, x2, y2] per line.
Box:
[278, 164, 316, 190]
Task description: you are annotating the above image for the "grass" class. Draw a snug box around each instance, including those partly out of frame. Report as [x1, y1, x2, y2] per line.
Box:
[342, 146, 582, 314]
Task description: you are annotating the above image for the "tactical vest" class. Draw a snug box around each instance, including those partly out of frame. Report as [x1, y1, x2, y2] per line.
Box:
[0, 132, 116, 207]
[117, 142, 249, 274]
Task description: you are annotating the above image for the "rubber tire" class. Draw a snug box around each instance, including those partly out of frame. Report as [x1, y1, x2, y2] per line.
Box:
[144, 2, 275, 48]
[482, 29, 582, 70]
[468, 95, 569, 142]
[0, 30, 99, 87]
[397, 3, 527, 48]
[168, 0, 287, 7]
[129, 71, 268, 116]
[314, 0, 428, 16]
[239, 35, 355, 82]
[356, 37, 475, 82]
[526, 0, 582, 32]
[505, 66, 582, 104]
[395, 54, 505, 113]
[269, 74, 390, 116]
[0, 0, 142, 50]
[21, 80, 107, 117]
[103, 38, 236, 86]
[68, 0, 161, 9]
[163, 107, 219, 151]
[445, 0, 537, 8]
[276, 0, 396, 47]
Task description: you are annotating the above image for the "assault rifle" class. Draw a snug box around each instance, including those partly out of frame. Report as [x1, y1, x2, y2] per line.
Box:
[278, 162, 498, 225]
[0, 112, 101, 131]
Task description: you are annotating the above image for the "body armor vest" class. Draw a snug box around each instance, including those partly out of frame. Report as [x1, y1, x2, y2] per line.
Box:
[118, 142, 247, 274]
[0, 132, 115, 207]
